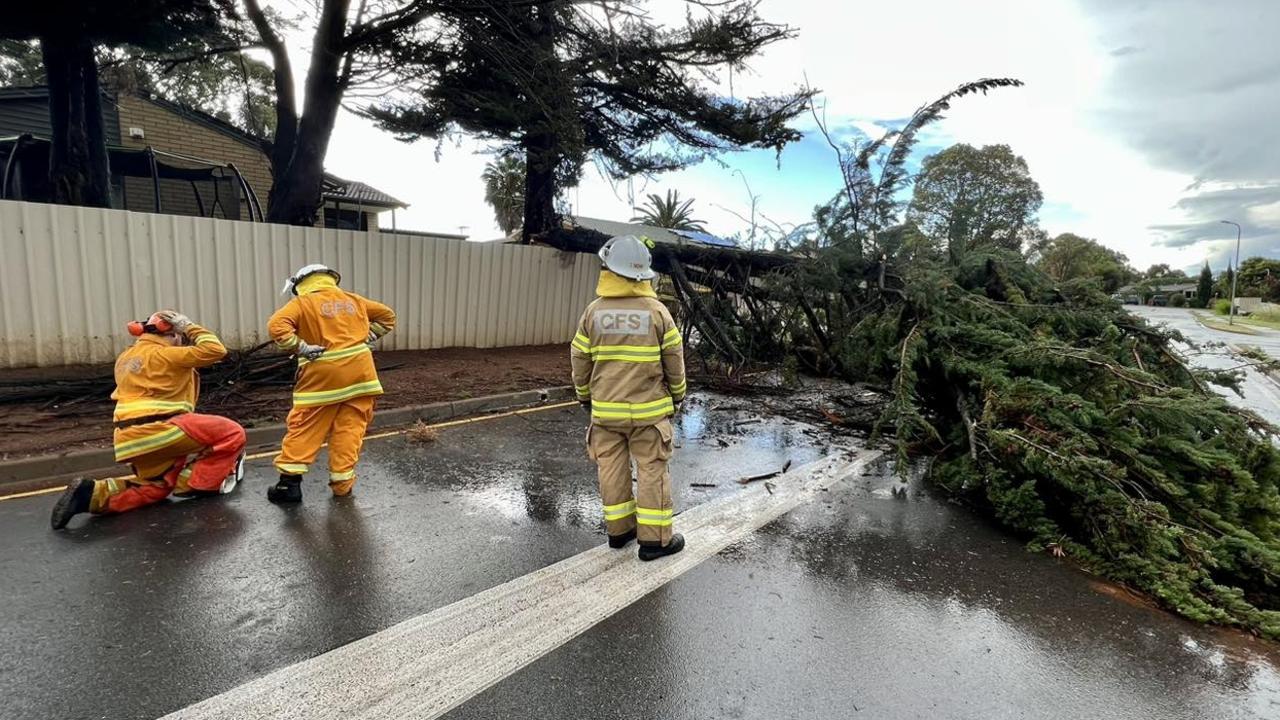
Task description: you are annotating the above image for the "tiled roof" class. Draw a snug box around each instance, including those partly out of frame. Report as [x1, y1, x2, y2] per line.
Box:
[322, 174, 408, 209]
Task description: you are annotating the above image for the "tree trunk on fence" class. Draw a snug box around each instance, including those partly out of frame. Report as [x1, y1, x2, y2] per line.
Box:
[264, 0, 351, 226]
[521, 131, 560, 242]
[244, 0, 298, 211]
[41, 34, 111, 208]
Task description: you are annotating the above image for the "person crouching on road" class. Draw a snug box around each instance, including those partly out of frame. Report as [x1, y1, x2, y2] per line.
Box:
[571, 235, 688, 561]
[266, 264, 396, 503]
[51, 311, 247, 530]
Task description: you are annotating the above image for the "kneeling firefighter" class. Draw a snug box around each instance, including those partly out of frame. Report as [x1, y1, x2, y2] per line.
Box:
[266, 264, 396, 502]
[571, 235, 688, 561]
[51, 311, 247, 530]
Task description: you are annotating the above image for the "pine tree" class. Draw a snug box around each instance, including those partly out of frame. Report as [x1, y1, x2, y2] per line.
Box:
[367, 1, 812, 239]
[1196, 262, 1214, 308]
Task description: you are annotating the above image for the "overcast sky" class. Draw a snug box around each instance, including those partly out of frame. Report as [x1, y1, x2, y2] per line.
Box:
[281, 0, 1278, 272]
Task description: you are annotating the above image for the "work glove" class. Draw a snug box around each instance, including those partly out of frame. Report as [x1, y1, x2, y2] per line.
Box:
[579, 399, 592, 412]
[297, 341, 327, 361]
[673, 401, 683, 414]
[157, 310, 192, 333]
[366, 330, 379, 346]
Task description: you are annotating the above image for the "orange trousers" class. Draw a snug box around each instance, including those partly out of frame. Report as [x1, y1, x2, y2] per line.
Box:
[273, 395, 376, 495]
[93, 413, 246, 514]
[588, 419, 675, 546]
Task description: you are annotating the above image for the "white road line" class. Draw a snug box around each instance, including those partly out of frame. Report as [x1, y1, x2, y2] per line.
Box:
[159, 448, 882, 720]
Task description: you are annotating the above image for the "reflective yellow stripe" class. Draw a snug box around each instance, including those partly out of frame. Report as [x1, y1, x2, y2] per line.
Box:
[275, 463, 309, 474]
[661, 328, 682, 349]
[669, 380, 687, 395]
[575, 384, 591, 397]
[602, 499, 636, 520]
[194, 334, 222, 346]
[592, 353, 661, 363]
[592, 397, 673, 410]
[591, 344, 660, 356]
[636, 506, 674, 526]
[275, 336, 300, 350]
[571, 333, 591, 354]
[370, 322, 389, 337]
[113, 399, 194, 418]
[298, 344, 371, 367]
[113, 426, 186, 460]
[292, 379, 383, 407]
[329, 469, 356, 482]
[590, 343, 662, 363]
[591, 396, 674, 420]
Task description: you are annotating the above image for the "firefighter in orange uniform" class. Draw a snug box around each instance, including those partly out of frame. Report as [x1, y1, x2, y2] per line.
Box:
[571, 235, 687, 561]
[266, 264, 396, 503]
[50, 311, 246, 530]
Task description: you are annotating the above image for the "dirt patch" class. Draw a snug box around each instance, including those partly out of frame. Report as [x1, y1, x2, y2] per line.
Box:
[0, 345, 571, 459]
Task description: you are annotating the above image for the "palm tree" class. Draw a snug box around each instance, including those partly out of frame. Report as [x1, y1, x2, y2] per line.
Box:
[632, 189, 706, 232]
[482, 155, 525, 235]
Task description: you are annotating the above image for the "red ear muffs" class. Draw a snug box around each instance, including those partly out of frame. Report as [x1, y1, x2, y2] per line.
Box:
[126, 317, 173, 336]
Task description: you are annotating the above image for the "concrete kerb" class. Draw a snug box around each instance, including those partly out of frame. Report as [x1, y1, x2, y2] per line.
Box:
[0, 386, 577, 494]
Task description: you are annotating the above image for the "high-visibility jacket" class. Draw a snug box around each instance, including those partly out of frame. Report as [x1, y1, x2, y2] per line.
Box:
[268, 277, 396, 408]
[570, 270, 686, 428]
[111, 324, 226, 462]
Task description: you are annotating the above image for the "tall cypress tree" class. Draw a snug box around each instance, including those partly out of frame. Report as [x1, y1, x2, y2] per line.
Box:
[1196, 262, 1214, 308]
[367, 1, 813, 239]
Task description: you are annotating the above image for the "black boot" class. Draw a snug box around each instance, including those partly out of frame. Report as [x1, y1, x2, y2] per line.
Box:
[608, 528, 636, 549]
[638, 533, 685, 562]
[267, 474, 302, 504]
[50, 479, 94, 530]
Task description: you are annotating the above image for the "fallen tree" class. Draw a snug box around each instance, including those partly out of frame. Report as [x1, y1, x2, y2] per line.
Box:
[545, 79, 1280, 638]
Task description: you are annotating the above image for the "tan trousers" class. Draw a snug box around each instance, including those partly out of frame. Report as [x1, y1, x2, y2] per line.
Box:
[588, 419, 674, 546]
[273, 395, 376, 496]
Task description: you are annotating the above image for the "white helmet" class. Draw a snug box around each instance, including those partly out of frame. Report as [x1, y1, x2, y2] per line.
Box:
[282, 263, 341, 295]
[598, 235, 656, 281]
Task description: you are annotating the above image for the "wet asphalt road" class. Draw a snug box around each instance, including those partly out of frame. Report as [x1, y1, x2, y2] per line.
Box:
[2, 394, 1278, 719]
[1131, 305, 1280, 425]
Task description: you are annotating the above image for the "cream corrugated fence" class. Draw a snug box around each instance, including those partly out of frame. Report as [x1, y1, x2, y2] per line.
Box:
[0, 200, 597, 368]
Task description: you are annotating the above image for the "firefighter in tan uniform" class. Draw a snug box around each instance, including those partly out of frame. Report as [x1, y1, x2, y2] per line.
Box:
[571, 236, 687, 561]
[266, 264, 396, 503]
[50, 311, 246, 530]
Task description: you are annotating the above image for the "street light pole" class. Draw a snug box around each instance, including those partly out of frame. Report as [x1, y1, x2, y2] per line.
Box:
[1222, 220, 1242, 324]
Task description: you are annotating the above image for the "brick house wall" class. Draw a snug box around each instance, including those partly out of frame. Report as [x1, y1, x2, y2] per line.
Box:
[115, 94, 273, 220]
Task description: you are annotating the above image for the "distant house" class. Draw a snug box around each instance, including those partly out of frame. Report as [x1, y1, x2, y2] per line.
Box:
[1115, 281, 1197, 306]
[0, 86, 406, 230]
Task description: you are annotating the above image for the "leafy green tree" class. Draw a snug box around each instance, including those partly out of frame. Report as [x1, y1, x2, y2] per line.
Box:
[1195, 262, 1214, 308]
[632, 189, 706, 232]
[239, 0, 432, 225]
[1034, 233, 1134, 292]
[1235, 257, 1280, 296]
[367, 1, 812, 239]
[1217, 265, 1235, 299]
[2, 1, 233, 207]
[0, 39, 44, 85]
[1143, 263, 1188, 282]
[906, 143, 1043, 259]
[481, 154, 525, 236]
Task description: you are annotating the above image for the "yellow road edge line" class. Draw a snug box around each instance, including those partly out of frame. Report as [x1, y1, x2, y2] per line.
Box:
[0, 401, 580, 503]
